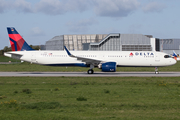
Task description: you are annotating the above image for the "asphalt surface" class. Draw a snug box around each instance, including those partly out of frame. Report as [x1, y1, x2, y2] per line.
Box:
[0, 72, 180, 77]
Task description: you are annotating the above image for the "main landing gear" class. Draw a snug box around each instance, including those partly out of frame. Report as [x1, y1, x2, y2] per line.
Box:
[155, 67, 159, 74]
[87, 64, 94, 74]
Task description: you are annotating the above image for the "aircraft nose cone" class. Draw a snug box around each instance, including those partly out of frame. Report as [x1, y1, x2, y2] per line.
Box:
[171, 59, 177, 65]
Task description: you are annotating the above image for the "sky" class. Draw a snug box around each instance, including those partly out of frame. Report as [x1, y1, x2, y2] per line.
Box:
[0, 0, 180, 50]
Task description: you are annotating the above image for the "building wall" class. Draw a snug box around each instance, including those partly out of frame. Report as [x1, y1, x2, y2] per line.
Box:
[150, 38, 155, 51]
[162, 50, 180, 55]
[161, 39, 180, 50]
[63, 34, 107, 50]
[90, 35, 120, 51]
[120, 34, 152, 51]
[45, 33, 155, 51]
[45, 36, 64, 50]
[89, 34, 152, 51]
[160, 39, 180, 54]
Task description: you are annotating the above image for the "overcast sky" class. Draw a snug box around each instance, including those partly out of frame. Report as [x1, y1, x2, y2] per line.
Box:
[0, 0, 180, 49]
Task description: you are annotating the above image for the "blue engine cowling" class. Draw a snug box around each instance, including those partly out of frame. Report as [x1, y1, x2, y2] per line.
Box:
[101, 62, 116, 72]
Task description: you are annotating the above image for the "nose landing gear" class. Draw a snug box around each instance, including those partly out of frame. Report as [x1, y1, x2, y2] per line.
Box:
[155, 67, 159, 74]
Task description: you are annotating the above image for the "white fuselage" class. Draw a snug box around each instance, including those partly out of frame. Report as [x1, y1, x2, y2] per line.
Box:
[5, 50, 176, 67]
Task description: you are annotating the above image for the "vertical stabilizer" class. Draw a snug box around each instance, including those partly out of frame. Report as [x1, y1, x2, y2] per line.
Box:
[7, 27, 34, 51]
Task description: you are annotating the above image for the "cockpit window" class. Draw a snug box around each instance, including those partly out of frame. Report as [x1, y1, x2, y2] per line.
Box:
[164, 55, 171, 58]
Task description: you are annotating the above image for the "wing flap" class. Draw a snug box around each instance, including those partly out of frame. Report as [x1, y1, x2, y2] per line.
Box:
[77, 56, 102, 63]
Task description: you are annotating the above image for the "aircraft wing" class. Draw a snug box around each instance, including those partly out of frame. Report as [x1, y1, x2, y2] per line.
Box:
[64, 46, 102, 64]
[76, 56, 102, 64]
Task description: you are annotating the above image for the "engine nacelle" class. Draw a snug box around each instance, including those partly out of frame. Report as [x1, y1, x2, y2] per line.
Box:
[101, 62, 116, 72]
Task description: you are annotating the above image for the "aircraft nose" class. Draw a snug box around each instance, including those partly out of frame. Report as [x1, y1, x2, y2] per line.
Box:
[171, 59, 177, 65]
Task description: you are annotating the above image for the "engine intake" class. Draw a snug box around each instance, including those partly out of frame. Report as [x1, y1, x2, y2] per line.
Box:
[101, 62, 116, 72]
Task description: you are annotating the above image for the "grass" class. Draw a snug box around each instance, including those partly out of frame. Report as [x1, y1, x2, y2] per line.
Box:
[0, 77, 180, 119]
[0, 55, 20, 62]
[1, 56, 180, 119]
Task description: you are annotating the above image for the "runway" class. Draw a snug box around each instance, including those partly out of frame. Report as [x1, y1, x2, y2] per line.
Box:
[0, 72, 180, 77]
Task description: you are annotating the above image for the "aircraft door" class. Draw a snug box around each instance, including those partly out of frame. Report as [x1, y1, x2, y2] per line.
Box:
[155, 53, 160, 62]
[31, 53, 36, 63]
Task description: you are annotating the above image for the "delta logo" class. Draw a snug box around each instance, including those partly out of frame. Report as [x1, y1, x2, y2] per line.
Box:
[129, 52, 154, 56]
[129, 52, 133, 56]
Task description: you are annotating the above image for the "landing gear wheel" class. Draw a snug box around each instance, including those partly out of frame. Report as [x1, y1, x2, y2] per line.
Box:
[155, 71, 159, 74]
[155, 67, 159, 74]
[87, 69, 94, 74]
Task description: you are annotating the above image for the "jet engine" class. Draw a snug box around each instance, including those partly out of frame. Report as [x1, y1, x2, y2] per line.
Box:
[99, 62, 116, 72]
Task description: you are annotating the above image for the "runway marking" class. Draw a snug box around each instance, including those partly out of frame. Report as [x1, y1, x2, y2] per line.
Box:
[0, 72, 180, 77]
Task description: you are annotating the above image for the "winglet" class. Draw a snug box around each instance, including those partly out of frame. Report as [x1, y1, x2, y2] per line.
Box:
[64, 46, 75, 57]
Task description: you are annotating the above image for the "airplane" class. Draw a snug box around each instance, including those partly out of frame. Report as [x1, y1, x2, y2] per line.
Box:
[4, 27, 177, 74]
[171, 50, 180, 61]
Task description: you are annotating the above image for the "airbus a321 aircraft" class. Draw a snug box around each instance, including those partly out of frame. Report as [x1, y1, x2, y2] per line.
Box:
[4, 27, 177, 74]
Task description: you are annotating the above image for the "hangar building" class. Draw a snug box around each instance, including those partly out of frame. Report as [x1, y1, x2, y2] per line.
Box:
[45, 33, 161, 52]
[160, 39, 180, 55]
